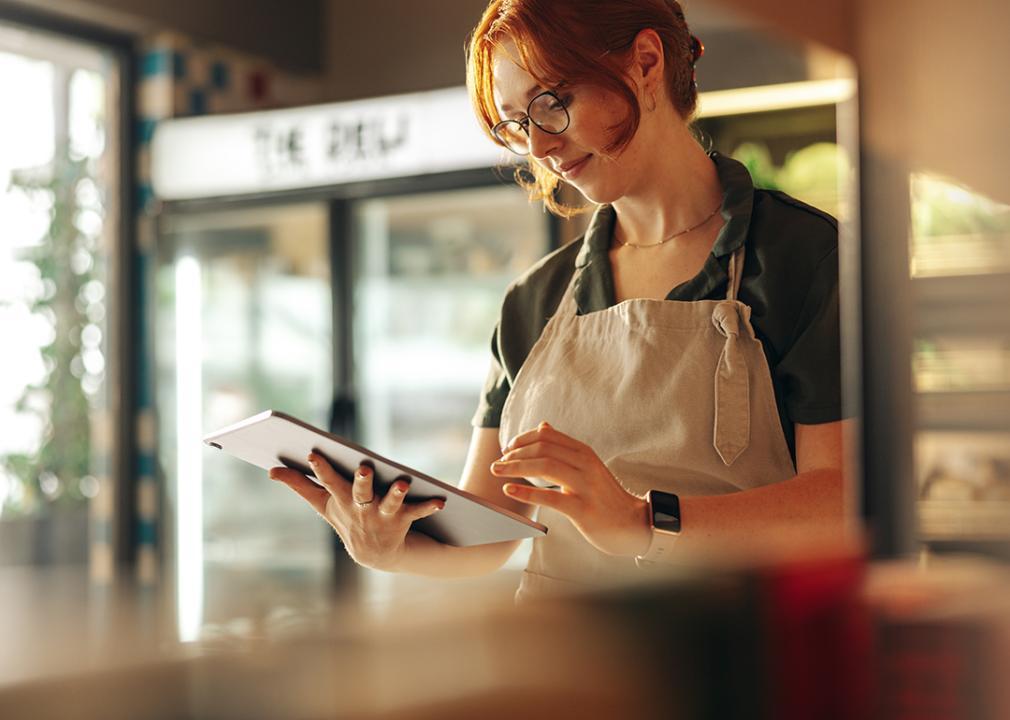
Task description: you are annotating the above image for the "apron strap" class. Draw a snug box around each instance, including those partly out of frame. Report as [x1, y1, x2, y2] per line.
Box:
[711, 253, 753, 466]
[711, 302, 751, 466]
[725, 245, 746, 302]
[548, 261, 582, 322]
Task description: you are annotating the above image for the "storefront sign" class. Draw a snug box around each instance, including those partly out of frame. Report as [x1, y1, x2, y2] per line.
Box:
[151, 87, 509, 200]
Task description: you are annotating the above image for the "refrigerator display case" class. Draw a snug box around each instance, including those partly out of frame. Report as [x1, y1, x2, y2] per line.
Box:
[348, 184, 554, 608]
[697, 94, 852, 221]
[351, 185, 550, 482]
[909, 173, 1010, 553]
[155, 182, 554, 631]
[155, 202, 337, 636]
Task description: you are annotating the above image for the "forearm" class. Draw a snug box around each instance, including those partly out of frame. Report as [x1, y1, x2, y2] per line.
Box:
[387, 531, 520, 578]
[673, 468, 847, 558]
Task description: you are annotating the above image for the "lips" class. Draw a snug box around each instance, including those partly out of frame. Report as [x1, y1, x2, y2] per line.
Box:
[558, 154, 591, 177]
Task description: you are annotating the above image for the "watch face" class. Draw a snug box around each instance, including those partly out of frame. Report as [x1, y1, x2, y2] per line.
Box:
[650, 490, 681, 534]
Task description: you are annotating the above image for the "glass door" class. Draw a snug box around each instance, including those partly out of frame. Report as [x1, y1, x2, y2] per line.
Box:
[156, 202, 335, 640]
[0, 20, 125, 573]
[350, 184, 553, 606]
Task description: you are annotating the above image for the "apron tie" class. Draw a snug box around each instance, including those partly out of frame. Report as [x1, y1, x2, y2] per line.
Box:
[711, 300, 751, 465]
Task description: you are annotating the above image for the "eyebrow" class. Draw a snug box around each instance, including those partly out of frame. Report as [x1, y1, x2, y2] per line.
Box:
[500, 84, 546, 114]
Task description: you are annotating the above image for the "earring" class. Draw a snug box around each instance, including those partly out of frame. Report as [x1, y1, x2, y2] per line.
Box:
[645, 91, 657, 112]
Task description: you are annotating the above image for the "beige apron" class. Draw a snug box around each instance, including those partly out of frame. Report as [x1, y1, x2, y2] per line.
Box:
[499, 243, 797, 602]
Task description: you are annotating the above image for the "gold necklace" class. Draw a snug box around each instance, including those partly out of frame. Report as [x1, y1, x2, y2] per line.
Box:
[615, 202, 722, 249]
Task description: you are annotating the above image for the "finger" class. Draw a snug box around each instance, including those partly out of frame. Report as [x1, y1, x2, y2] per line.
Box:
[504, 421, 585, 454]
[489, 456, 580, 488]
[401, 497, 447, 522]
[269, 467, 330, 515]
[307, 452, 351, 504]
[496, 439, 586, 471]
[351, 464, 375, 506]
[377, 479, 410, 517]
[502, 483, 578, 515]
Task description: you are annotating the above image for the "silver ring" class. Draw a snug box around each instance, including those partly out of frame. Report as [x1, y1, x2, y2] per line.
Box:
[353, 498, 374, 506]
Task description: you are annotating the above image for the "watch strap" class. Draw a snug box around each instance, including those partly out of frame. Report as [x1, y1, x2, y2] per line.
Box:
[635, 490, 682, 565]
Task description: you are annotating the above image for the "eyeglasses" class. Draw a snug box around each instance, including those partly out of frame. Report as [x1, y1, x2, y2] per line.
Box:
[491, 89, 571, 156]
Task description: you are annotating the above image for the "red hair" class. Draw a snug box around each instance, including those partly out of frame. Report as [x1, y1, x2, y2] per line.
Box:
[466, 0, 699, 217]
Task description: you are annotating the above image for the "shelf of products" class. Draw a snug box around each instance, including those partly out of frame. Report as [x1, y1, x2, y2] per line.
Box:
[909, 172, 1010, 549]
[910, 173, 1010, 278]
[916, 432, 1010, 541]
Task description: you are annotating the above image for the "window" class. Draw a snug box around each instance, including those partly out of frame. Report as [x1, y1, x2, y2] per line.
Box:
[0, 19, 127, 571]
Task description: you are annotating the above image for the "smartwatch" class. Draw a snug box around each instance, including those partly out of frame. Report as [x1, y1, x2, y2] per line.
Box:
[635, 490, 682, 566]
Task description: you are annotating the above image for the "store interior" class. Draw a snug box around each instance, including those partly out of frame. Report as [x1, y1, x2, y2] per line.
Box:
[0, 0, 1007, 717]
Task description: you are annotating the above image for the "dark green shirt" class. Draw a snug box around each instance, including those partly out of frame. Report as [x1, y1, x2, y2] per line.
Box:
[472, 152, 842, 461]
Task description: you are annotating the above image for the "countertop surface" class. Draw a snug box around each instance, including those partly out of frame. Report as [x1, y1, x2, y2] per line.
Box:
[2, 556, 1008, 720]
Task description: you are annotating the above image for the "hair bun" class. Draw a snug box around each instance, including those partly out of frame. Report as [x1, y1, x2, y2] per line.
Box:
[690, 35, 705, 64]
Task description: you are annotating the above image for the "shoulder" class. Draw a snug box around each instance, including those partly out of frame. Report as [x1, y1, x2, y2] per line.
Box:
[750, 189, 838, 263]
[740, 190, 841, 354]
[492, 236, 582, 382]
[500, 236, 582, 323]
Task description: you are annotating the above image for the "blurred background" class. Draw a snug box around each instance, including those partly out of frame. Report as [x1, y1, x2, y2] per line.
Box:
[0, 0, 1007, 717]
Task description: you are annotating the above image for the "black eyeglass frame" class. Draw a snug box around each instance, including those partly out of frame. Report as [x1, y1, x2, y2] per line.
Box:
[491, 89, 571, 156]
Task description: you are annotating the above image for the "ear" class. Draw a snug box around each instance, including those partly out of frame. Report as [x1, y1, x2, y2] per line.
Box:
[630, 28, 666, 94]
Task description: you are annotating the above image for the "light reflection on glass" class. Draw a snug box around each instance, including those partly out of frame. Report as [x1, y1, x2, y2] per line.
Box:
[175, 254, 204, 643]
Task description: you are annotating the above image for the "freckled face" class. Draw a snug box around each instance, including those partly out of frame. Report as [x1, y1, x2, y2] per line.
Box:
[491, 42, 643, 205]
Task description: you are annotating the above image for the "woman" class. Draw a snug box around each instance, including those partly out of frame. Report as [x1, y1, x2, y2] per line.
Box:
[270, 0, 849, 600]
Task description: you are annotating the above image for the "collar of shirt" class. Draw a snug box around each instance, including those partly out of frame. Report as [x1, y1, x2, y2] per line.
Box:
[572, 151, 755, 314]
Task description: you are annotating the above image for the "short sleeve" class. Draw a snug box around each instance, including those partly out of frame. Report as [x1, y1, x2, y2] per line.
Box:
[470, 323, 510, 428]
[774, 247, 844, 425]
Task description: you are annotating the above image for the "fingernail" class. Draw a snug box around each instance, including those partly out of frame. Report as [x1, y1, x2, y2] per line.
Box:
[307, 453, 316, 464]
[268, 470, 279, 481]
[503, 484, 516, 495]
[359, 466, 370, 477]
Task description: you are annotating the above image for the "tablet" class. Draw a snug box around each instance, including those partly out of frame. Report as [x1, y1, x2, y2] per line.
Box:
[202, 410, 547, 547]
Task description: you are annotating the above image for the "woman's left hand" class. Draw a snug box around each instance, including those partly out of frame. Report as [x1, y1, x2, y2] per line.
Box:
[490, 422, 652, 557]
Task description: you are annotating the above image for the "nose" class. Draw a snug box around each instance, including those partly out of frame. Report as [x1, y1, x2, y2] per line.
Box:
[527, 122, 560, 160]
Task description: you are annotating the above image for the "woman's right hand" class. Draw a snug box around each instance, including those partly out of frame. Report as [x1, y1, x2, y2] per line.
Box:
[268, 452, 446, 572]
